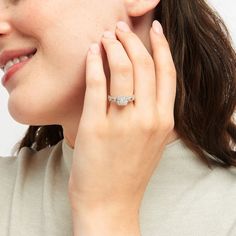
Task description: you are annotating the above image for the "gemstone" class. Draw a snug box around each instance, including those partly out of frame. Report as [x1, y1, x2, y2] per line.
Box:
[116, 96, 129, 106]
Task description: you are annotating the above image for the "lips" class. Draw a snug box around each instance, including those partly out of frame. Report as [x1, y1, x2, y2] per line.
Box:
[0, 48, 37, 70]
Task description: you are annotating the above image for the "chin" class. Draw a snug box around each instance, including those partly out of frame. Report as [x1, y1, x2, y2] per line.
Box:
[8, 98, 56, 126]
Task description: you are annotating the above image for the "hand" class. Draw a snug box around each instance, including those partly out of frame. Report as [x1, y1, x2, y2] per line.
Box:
[68, 20, 176, 232]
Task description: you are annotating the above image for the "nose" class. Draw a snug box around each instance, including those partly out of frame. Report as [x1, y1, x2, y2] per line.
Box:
[0, 22, 11, 36]
[0, 3, 12, 37]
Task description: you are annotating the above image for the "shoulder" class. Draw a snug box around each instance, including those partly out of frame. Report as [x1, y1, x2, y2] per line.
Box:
[0, 140, 64, 205]
[0, 140, 64, 179]
[0, 155, 18, 177]
[210, 163, 236, 186]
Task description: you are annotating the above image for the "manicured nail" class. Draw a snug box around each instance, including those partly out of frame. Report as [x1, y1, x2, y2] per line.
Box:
[116, 21, 130, 32]
[152, 20, 163, 34]
[89, 43, 100, 54]
[103, 31, 116, 39]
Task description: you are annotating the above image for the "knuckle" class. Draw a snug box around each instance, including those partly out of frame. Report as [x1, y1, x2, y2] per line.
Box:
[137, 111, 175, 134]
[166, 65, 177, 78]
[115, 61, 133, 75]
[86, 76, 104, 88]
[159, 65, 176, 79]
[156, 37, 170, 48]
[107, 39, 119, 46]
[160, 39, 169, 48]
[138, 115, 158, 133]
[142, 125, 158, 134]
[136, 54, 154, 68]
[107, 40, 123, 50]
[141, 122, 158, 134]
[158, 117, 175, 133]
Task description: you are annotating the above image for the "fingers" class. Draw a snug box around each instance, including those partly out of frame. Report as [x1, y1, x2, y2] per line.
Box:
[149, 21, 177, 116]
[101, 31, 134, 110]
[83, 20, 177, 124]
[83, 44, 107, 120]
[115, 21, 157, 111]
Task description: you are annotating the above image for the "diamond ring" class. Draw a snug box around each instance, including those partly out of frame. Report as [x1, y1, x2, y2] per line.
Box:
[108, 95, 135, 106]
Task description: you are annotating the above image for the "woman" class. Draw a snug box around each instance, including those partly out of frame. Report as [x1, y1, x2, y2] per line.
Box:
[0, 0, 235, 235]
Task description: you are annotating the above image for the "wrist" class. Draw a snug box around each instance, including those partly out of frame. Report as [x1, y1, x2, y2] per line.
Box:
[71, 205, 141, 236]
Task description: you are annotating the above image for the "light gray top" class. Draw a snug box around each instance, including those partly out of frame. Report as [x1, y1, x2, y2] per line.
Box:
[0, 138, 236, 235]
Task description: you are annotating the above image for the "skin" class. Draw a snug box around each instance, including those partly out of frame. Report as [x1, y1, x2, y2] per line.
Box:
[0, 0, 178, 147]
[1, 0, 179, 234]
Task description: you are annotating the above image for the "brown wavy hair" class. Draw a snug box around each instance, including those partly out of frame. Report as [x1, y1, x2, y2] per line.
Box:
[13, 0, 236, 168]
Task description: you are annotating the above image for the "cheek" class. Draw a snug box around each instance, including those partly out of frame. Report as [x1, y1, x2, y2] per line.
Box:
[8, 5, 89, 124]
[7, 75, 86, 125]
[13, 1, 49, 37]
[8, 0, 118, 124]
[13, 0, 91, 80]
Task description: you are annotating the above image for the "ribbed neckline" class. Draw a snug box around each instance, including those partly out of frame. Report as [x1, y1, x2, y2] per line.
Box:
[164, 138, 183, 149]
[62, 138, 185, 173]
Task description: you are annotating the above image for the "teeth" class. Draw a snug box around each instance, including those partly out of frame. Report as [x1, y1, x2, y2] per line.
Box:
[13, 58, 20, 64]
[3, 53, 34, 73]
[4, 61, 14, 73]
[20, 56, 29, 61]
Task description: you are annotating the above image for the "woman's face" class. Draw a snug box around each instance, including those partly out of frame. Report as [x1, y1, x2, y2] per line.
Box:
[0, 0, 125, 125]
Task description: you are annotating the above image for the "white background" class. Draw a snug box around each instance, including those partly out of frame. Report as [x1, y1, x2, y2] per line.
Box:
[0, 0, 236, 156]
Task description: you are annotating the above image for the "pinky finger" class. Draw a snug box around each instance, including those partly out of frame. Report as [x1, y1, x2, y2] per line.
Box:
[83, 43, 107, 121]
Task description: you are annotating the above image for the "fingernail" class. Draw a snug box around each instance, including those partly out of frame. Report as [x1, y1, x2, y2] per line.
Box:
[152, 20, 163, 35]
[116, 21, 130, 32]
[89, 43, 100, 54]
[103, 31, 116, 39]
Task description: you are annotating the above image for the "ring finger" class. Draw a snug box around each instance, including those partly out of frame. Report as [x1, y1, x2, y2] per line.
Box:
[101, 31, 134, 110]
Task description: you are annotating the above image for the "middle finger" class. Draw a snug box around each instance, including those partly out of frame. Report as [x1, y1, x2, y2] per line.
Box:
[115, 21, 157, 112]
[101, 31, 134, 110]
